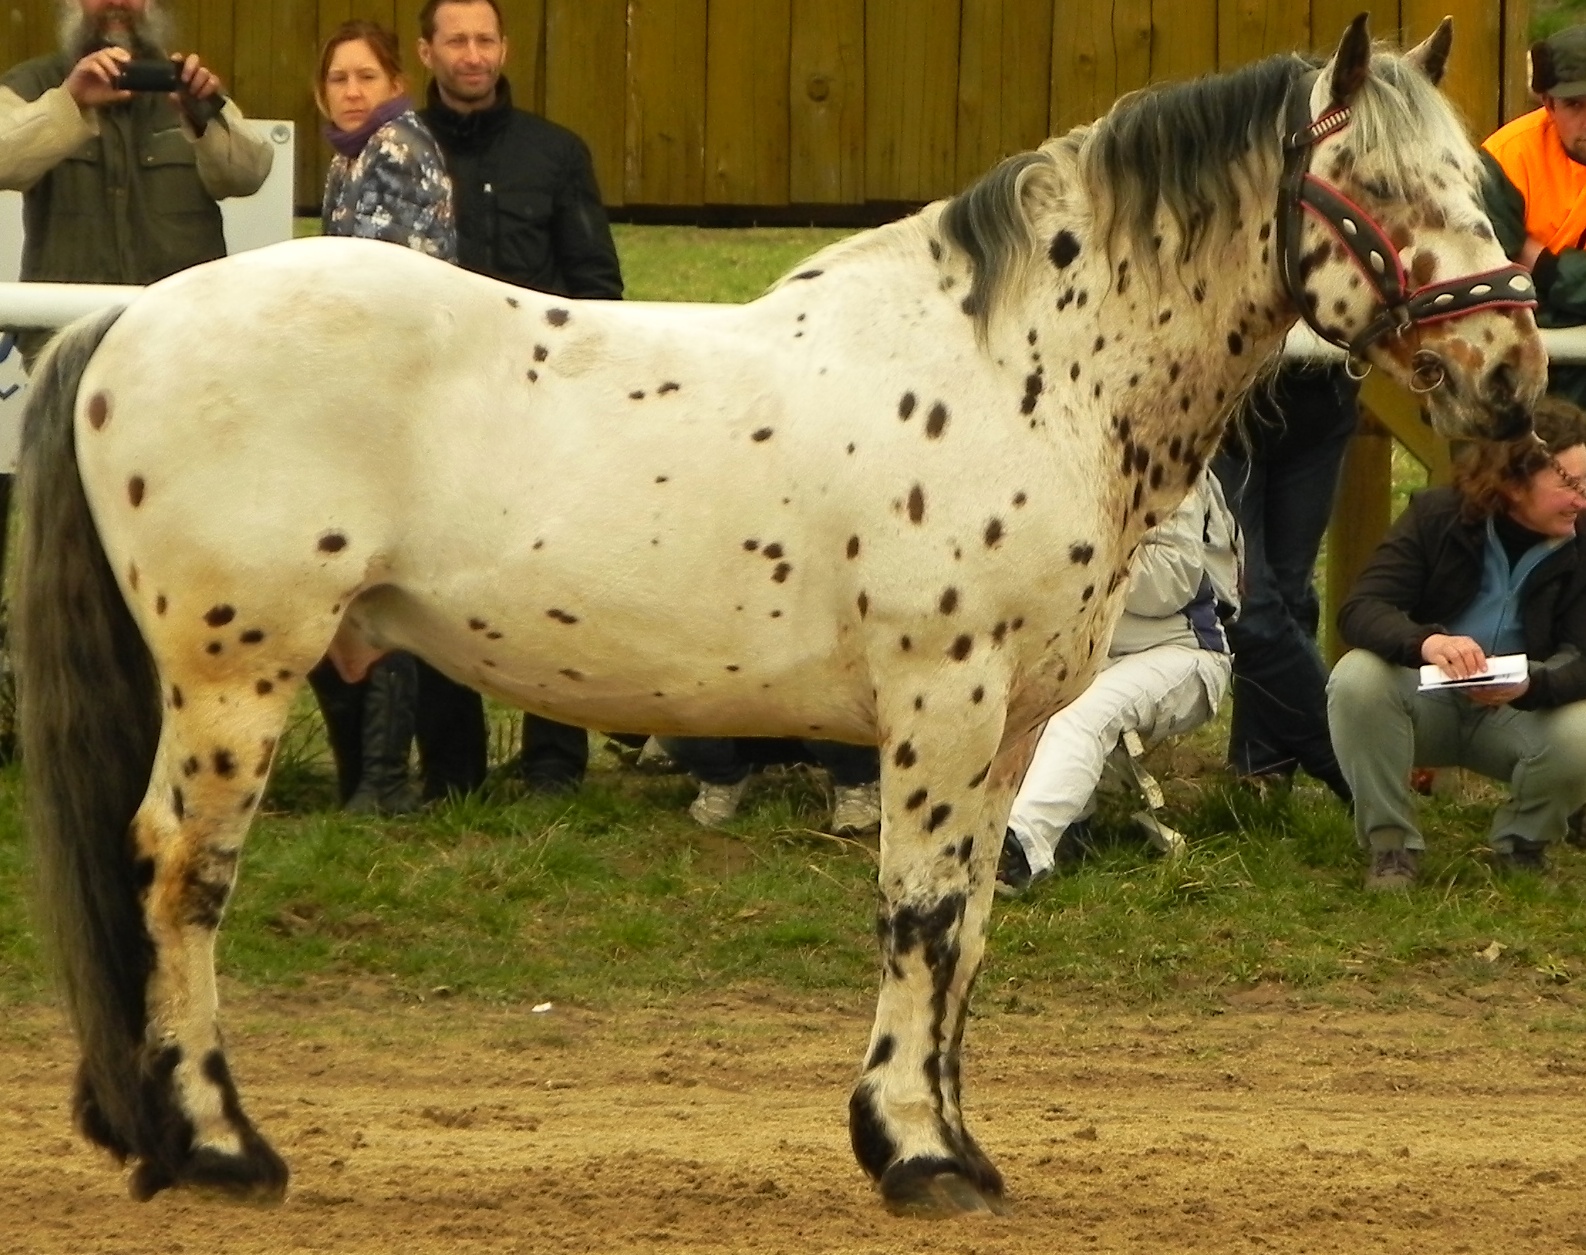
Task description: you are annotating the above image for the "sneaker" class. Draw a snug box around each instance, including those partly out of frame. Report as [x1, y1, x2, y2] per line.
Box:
[831, 782, 881, 836]
[1493, 838, 1548, 873]
[1365, 846, 1419, 890]
[687, 778, 750, 826]
[635, 736, 679, 773]
[1567, 808, 1586, 850]
[995, 829, 1056, 898]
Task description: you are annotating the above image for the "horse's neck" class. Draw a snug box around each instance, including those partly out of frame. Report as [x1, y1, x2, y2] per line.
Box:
[1031, 195, 1293, 510]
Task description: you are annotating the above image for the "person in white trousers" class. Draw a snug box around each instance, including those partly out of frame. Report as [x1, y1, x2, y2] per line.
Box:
[998, 471, 1242, 893]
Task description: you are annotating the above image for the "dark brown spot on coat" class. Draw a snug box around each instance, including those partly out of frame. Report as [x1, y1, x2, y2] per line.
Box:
[857, 592, 869, 617]
[547, 609, 579, 624]
[205, 605, 235, 627]
[546, 308, 570, 326]
[905, 788, 928, 811]
[793, 269, 823, 280]
[949, 634, 972, 660]
[88, 392, 110, 429]
[984, 518, 1004, 547]
[1070, 543, 1094, 565]
[239, 629, 264, 644]
[772, 562, 791, 582]
[971, 685, 985, 703]
[847, 536, 860, 559]
[171, 786, 185, 821]
[156, 594, 167, 615]
[925, 403, 948, 438]
[925, 803, 952, 832]
[1049, 230, 1080, 268]
[128, 476, 145, 507]
[255, 679, 273, 695]
[559, 668, 584, 681]
[318, 533, 347, 553]
[939, 588, 959, 614]
[752, 427, 774, 442]
[213, 749, 236, 778]
[907, 485, 925, 524]
[658, 381, 680, 394]
[894, 741, 917, 768]
[764, 542, 784, 559]
[899, 392, 917, 420]
[171, 686, 184, 708]
[1227, 331, 1244, 355]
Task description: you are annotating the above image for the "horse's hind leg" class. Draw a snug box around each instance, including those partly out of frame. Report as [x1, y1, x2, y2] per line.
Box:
[105, 674, 298, 1201]
[849, 686, 1038, 1215]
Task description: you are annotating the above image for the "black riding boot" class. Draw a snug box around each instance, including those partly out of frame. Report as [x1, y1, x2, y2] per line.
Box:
[345, 652, 421, 815]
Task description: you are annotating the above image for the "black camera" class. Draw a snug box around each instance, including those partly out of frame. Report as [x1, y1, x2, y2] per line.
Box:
[112, 60, 181, 92]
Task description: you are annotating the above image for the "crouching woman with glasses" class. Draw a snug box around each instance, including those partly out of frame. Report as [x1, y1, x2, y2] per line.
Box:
[1327, 397, 1586, 890]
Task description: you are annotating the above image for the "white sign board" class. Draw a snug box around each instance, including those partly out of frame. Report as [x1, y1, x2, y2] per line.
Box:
[0, 119, 296, 471]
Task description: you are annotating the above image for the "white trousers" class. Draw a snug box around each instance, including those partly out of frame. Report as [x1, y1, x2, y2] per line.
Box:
[1008, 645, 1231, 876]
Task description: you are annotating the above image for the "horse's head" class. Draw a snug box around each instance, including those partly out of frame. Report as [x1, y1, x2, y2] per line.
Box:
[1281, 15, 1545, 442]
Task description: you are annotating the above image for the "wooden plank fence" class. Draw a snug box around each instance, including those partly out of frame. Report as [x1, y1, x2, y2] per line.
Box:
[0, 0, 1531, 215]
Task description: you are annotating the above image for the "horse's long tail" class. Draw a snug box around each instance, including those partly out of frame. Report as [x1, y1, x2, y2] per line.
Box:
[15, 306, 163, 1157]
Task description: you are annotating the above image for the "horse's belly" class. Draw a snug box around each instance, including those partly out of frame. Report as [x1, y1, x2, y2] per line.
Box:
[352, 584, 877, 742]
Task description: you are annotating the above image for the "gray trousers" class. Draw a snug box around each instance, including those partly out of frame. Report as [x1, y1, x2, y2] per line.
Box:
[1326, 648, 1586, 852]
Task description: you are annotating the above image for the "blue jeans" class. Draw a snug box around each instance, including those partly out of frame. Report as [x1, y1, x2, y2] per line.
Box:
[1212, 362, 1356, 801]
[660, 737, 879, 788]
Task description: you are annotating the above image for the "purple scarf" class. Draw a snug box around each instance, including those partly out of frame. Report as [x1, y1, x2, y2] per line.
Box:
[323, 94, 413, 159]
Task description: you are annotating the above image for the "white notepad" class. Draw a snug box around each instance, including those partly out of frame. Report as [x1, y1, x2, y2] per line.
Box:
[1418, 653, 1528, 691]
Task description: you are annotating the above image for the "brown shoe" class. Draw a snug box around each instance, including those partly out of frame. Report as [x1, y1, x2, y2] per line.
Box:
[1364, 827, 1419, 891]
[1365, 847, 1420, 891]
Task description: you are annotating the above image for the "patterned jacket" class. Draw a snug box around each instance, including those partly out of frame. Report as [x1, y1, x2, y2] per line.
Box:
[323, 110, 455, 261]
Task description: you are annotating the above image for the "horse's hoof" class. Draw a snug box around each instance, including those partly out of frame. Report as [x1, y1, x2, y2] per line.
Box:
[128, 1142, 290, 1204]
[880, 1159, 1009, 1217]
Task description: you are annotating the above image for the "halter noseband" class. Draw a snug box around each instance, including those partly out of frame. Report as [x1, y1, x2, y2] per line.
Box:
[1275, 69, 1537, 369]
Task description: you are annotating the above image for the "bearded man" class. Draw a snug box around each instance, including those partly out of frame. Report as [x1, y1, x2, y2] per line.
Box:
[0, 0, 272, 360]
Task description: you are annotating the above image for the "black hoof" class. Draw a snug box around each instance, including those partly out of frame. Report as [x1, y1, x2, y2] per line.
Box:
[880, 1157, 1008, 1217]
[129, 1139, 290, 1204]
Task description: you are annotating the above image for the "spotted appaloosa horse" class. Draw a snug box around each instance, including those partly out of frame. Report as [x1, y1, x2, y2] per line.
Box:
[15, 15, 1542, 1215]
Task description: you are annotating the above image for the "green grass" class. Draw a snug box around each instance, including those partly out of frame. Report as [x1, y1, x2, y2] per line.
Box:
[6, 226, 1580, 1018]
[6, 735, 1586, 1013]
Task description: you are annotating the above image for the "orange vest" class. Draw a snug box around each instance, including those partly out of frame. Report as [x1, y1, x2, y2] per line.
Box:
[1484, 108, 1586, 253]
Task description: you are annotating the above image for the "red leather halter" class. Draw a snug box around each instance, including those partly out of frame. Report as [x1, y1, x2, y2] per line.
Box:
[1276, 69, 1537, 370]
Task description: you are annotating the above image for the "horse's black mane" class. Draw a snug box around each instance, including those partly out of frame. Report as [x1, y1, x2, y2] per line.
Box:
[1084, 52, 1312, 262]
[941, 53, 1312, 330]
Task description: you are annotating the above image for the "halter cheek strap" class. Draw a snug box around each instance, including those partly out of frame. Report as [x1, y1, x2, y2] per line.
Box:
[1275, 69, 1537, 361]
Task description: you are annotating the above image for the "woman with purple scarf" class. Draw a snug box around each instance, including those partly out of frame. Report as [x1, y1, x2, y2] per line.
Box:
[306, 20, 458, 813]
[318, 19, 455, 260]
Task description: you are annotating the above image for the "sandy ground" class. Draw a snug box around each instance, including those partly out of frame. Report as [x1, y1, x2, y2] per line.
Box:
[3, 980, 1585, 1254]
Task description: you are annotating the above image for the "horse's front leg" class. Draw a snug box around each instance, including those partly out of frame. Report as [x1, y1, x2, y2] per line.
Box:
[849, 684, 1037, 1215]
[91, 676, 297, 1202]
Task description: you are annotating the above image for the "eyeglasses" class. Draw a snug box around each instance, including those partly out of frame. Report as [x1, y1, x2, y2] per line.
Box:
[1549, 455, 1586, 499]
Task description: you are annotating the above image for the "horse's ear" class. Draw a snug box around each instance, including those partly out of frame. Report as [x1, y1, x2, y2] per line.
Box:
[1405, 17, 1454, 87]
[1327, 13, 1372, 109]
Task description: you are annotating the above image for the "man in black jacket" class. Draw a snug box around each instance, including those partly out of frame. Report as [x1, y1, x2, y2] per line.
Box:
[416, 0, 624, 795]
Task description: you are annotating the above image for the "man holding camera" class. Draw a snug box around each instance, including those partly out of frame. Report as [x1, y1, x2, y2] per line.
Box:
[0, 0, 272, 358]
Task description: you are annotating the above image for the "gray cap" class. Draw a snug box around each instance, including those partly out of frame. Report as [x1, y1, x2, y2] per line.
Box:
[1532, 26, 1586, 99]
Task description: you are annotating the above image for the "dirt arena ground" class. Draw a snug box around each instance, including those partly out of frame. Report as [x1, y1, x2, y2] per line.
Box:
[3, 980, 1584, 1254]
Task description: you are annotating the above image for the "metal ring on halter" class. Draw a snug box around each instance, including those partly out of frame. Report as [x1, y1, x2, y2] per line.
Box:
[1408, 364, 1445, 393]
[1344, 353, 1372, 380]
[1409, 349, 1445, 394]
